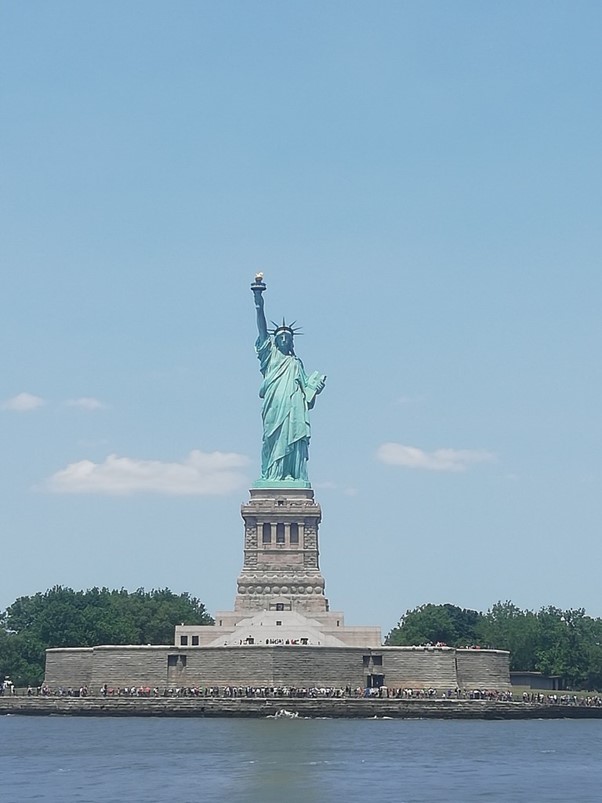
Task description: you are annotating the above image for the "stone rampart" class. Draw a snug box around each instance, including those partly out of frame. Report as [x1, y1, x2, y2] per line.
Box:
[381, 647, 458, 688]
[90, 647, 172, 689]
[456, 649, 511, 689]
[45, 648, 93, 688]
[45, 644, 510, 691]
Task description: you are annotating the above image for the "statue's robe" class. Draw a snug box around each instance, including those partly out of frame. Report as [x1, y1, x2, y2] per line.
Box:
[256, 335, 319, 481]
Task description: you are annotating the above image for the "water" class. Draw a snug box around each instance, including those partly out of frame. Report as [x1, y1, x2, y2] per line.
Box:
[1, 716, 602, 803]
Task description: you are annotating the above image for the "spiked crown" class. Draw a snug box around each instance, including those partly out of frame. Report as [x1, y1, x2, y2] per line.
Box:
[269, 317, 303, 337]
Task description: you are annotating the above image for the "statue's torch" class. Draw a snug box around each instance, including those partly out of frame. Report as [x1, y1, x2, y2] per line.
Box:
[251, 272, 266, 294]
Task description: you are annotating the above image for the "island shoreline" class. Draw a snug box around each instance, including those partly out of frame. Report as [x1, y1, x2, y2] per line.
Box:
[2, 697, 602, 719]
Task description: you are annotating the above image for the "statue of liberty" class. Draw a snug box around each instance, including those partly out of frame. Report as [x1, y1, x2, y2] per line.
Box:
[251, 274, 326, 486]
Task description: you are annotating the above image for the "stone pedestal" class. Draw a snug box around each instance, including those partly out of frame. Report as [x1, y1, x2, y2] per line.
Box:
[234, 487, 329, 614]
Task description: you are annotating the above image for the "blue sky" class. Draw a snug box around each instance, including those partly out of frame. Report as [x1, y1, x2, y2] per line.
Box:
[2, 1, 601, 634]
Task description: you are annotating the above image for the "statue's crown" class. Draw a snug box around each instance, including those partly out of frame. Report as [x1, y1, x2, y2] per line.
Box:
[269, 317, 303, 336]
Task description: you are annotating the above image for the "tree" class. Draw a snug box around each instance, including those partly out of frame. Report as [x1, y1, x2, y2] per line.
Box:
[0, 628, 19, 683]
[476, 601, 540, 671]
[534, 607, 593, 689]
[386, 603, 482, 647]
[0, 586, 213, 686]
[386, 599, 602, 690]
[581, 617, 602, 691]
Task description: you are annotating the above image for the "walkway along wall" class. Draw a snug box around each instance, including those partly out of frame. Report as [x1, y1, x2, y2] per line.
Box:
[4, 696, 602, 720]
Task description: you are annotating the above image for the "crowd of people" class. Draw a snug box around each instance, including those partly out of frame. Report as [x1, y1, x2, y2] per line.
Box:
[521, 692, 602, 707]
[14, 683, 601, 706]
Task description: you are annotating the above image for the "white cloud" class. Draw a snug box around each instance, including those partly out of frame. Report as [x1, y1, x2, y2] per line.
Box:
[44, 450, 251, 496]
[2, 392, 45, 412]
[376, 443, 495, 473]
[66, 397, 106, 410]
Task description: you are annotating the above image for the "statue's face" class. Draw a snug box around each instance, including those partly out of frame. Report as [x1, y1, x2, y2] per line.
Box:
[275, 331, 294, 354]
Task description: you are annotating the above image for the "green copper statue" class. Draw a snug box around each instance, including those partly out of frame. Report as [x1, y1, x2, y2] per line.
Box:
[251, 273, 326, 486]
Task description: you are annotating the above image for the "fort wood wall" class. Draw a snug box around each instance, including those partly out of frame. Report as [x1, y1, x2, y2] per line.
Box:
[45, 645, 510, 691]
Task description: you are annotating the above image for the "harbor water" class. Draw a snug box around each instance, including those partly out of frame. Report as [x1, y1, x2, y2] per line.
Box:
[2, 715, 602, 802]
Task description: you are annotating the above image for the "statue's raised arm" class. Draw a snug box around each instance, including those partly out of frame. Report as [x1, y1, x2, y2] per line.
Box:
[250, 274, 326, 488]
[251, 272, 268, 343]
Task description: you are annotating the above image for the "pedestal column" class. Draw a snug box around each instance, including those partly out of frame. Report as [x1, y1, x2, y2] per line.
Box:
[235, 487, 329, 614]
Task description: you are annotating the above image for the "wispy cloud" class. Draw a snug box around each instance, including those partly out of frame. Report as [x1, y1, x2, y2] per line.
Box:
[376, 443, 495, 473]
[65, 397, 106, 411]
[2, 392, 45, 412]
[44, 450, 251, 496]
